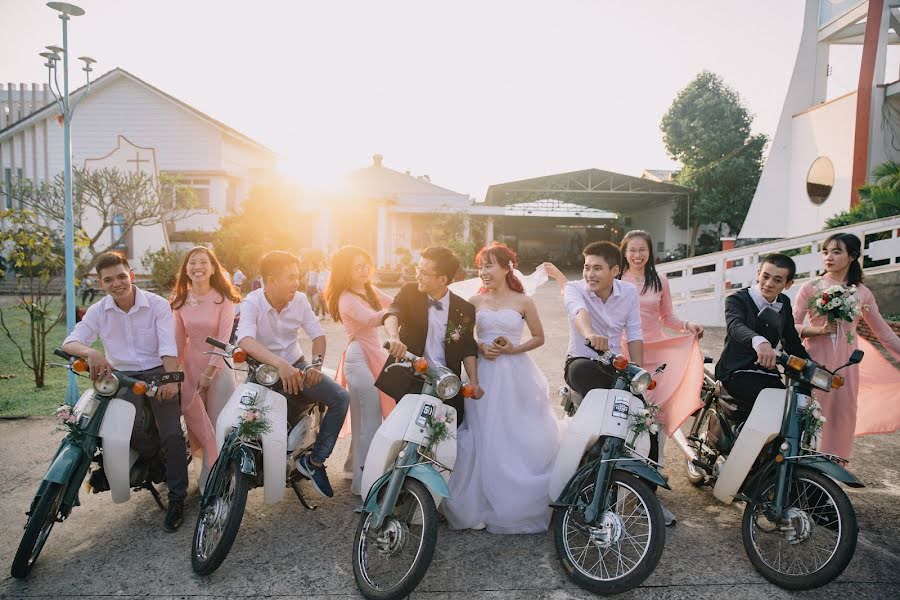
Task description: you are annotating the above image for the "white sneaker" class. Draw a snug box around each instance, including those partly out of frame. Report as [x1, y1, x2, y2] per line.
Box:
[471, 522, 486, 530]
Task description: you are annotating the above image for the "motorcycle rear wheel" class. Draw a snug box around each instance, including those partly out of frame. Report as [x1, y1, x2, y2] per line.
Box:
[742, 466, 858, 590]
[353, 478, 438, 600]
[552, 471, 665, 595]
[684, 409, 712, 486]
[11, 481, 65, 578]
[191, 456, 250, 575]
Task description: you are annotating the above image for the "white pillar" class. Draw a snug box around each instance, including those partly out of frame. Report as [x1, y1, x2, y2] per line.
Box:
[376, 204, 389, 268]
[463, 214, 471, 242]
[484, 217, 494, 247]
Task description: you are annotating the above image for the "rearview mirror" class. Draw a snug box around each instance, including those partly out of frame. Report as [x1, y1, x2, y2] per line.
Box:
[758, 306, 783, 331]
[847, 349, 864, 365]
[654, 364, 667, 374]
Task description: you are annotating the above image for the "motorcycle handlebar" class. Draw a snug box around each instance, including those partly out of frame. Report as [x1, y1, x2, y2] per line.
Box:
[382, 341, 421, 363]
[54, 348, 73, 360]
[206, 336, 229, 350]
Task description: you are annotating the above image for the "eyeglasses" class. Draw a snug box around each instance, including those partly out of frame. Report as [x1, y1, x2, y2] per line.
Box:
[415, 268, 439, 278]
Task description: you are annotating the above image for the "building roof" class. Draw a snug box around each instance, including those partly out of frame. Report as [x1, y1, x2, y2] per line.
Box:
[641, 169, 679, 183]
[0, 68, 275, 157]
[345, 154, 468, 203]
[484, 168, 692, 214]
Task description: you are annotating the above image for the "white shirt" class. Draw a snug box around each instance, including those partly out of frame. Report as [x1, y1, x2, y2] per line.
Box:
[748, 285, 783, 350]
[423, 290, 450, 368]
[232, 269, 245, 286]
[564, 279, 642, 359]
[235, 289, 325, 365]
[63, 286, 178, 371]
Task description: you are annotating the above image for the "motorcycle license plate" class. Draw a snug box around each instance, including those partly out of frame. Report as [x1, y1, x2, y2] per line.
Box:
[612, 398, 630, 419]
[415, 403, 435, 427]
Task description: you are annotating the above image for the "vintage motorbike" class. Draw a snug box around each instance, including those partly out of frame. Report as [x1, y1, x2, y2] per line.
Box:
[351, 344, 472, 600]
[191, 336, 324, 575]
[549, 343, 668, 595]
[674, 307, 863, 590]
[11, 349, 184, 579]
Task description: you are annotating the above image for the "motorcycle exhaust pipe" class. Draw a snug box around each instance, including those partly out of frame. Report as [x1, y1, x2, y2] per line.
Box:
[672, 429, 698, 462]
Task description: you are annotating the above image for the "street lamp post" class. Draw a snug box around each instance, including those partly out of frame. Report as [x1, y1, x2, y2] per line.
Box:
[42, 2, 95, 404]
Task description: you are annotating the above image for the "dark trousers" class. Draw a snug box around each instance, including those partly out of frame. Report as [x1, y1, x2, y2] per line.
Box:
[564, 356, 617, 397]
[722, 371, 786, 414]
[81, 289, 97, 305]
[120, 367, 188, 502]
[273, 359, 350, 464]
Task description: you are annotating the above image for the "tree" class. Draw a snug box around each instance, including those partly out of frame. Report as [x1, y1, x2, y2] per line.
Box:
[141, 247, 186, 294]
[430, 211, 484, 269]
[0, 209, 68, 387]
[661, 71, 767, 256]
[5, 167, 200, 277]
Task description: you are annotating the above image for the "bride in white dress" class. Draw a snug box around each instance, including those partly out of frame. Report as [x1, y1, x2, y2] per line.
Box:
[442, 243, 561, 534]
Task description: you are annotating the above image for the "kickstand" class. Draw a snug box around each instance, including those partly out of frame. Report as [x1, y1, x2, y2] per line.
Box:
[145, 482, 166, 511]
[288, 473, 317, 510]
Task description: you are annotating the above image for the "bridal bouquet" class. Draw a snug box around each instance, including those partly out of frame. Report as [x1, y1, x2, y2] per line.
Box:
[807, 283, 862, 343]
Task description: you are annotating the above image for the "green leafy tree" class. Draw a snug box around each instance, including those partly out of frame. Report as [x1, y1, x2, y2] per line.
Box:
[661, 71, 767, 256]
[0, 209, 67, 387]
[141, 247, 186, 295]
[825, 161, 900, 228]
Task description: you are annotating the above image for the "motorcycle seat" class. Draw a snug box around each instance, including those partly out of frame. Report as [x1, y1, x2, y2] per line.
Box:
[714, 380, 741, 412]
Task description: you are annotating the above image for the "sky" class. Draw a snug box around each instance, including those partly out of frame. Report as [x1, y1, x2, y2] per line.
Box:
[1, 0, 895, 199]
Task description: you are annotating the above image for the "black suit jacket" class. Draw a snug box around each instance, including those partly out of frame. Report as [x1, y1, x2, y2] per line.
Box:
[715, 288, 810, 382]
[374, 283, 478, 421]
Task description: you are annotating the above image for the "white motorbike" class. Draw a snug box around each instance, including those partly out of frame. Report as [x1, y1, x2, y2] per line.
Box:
[352, 345, 471, 600]
[191, 336, 325, 575]
[549, 343, 668, 595]
[674, 307, 863, 590]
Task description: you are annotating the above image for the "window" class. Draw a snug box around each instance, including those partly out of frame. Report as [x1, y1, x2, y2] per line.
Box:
[176, 177, 211, 209]
[3, 168, 10, 209]
[111, 214, 127, 248]
[657, 241, 664, 253]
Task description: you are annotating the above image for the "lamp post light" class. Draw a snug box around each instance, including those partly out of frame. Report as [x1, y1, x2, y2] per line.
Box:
[43, 1, 95, 404]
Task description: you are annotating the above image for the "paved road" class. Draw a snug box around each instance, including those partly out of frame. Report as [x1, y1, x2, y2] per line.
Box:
[2, 283, 898, 599]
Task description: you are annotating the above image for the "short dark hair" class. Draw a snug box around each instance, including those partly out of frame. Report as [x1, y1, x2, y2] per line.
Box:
[760, 253, 797, 281]
[421, 246, 460, 282]
[95, 251, 130, 275]
[259, 251, 301, 281]
[583, 241, 622, 269]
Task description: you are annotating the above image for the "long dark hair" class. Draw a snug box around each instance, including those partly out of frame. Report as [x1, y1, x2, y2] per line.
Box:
[170, 246, 241, 309]
[822, 232, 864, 286]
[618, 230, 662, 294]
[475, 243, 525, 294]
[324, 245, 381, 323]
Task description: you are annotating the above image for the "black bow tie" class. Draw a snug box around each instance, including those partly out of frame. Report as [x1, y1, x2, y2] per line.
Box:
[427, 297, 443, 311]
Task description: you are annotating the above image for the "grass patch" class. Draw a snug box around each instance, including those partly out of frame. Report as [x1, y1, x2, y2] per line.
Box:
[0, 299, 95, 417]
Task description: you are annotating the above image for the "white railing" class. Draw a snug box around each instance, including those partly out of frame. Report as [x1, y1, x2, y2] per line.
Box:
[656, 216, 900, 327]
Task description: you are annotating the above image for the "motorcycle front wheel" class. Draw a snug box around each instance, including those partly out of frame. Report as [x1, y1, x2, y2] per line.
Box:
[552, 471, 665, 595]
[742, 466, 858, 590]
[191, 456, 250, 575]
[11, 481, 66, 578]
[352, 478, 438, 600]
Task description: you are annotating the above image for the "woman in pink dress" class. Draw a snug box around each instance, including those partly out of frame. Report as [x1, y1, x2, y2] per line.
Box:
[171, 247, 241, 482]
[323, 246, 394, 495]
[793, 233, 900, 460]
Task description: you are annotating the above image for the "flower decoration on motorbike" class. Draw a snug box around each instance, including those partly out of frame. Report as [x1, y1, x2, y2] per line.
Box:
[421, 410, 455, 459]
[798, 398, 827, 449]
[53, 404, 83, 439]
[628, 402, 661, 447]
[808, 282, 863, 343]
[236, 394, 272, 440]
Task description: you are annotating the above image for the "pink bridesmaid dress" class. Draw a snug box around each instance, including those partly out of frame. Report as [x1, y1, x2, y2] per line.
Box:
[174, 290, 237, 469]
[793, 276, 900, 459]
[621, 273, 704, 435]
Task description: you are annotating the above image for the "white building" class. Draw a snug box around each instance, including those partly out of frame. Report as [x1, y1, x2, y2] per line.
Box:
[0, 68, 276, 270]
[741, 0, 900, 239]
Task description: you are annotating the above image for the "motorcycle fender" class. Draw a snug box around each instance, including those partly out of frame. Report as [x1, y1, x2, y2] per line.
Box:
[549, 389, 648, 500]
[714, 388, 785, 504]
[98, 398, 137, 503]
[359, 464, 451, 514]
[797, 455, 864, 488]
[44, 441, 83, 485]
[616, 462, 670, 490]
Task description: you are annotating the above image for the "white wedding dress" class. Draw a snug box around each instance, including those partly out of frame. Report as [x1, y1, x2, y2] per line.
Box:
[442, 308, 561, 534]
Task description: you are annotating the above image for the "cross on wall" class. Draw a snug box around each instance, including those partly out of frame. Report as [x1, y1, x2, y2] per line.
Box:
[126, 151, 150, 173]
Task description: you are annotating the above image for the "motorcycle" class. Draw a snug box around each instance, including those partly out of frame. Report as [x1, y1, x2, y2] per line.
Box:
[352, 344, 472, 600]
[549, 342, 668, 595]
[190, 336, 325, 575]
[673, 307, 863, 590]
[11, 349, 184, 579]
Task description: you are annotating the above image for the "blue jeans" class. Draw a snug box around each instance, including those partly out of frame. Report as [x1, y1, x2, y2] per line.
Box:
[276, 359, 350, 464]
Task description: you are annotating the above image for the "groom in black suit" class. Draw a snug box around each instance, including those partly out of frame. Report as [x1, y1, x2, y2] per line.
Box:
[376, 246, 483, 424]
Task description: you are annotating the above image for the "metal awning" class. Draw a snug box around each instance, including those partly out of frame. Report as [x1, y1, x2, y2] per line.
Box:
[484, 168, 692, 214]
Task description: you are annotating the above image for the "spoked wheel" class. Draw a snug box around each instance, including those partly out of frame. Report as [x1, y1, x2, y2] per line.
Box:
[11, 482, 66, 578]
[552, 471, 665, 595]
[353, 478, 438, 600]
[191, 456, 250, 575]
[742, 466, 858, 590]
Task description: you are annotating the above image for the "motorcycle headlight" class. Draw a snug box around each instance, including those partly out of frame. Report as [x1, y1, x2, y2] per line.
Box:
[809, 367, 833, 392]
[93, 373, 120, 396]
[434, 373, 462, 401]
[256, 364, 280, 386]
[629, 369, 652, 395]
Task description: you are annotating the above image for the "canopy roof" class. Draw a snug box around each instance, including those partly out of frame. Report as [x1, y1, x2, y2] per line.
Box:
[484, 168, 692, 214]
